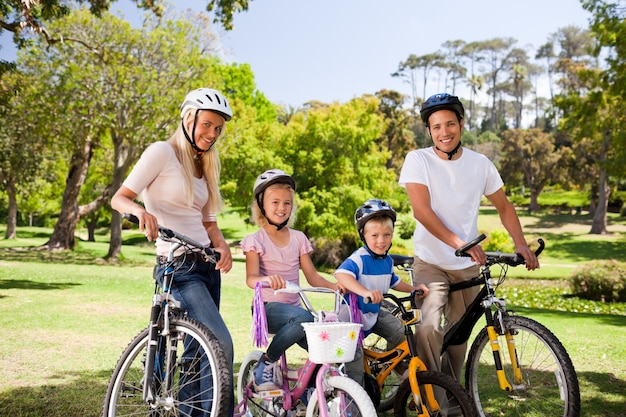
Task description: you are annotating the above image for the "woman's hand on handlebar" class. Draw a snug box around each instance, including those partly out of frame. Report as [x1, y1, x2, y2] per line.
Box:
[212, 243, 233, 273]
[135, 211, 159, 242]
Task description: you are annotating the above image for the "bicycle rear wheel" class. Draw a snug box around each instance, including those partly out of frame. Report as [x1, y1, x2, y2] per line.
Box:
[465, 315, 580, 417]
[394, 370, 477, 417]
[305, 375, 377, 417]
[102, 316, 231, 417]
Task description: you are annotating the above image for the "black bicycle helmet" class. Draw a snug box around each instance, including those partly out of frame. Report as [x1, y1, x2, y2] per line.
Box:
[420, 93, 464, 126]
[355, 199, 397, 238]
[253, 169, 297, 230]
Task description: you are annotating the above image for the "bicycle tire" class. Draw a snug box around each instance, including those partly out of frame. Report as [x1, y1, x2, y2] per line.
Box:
[102, 316, 231, 417]
[305, 375, 378, 417]
[394, 370, 477, 417]
[465, 315, 581, 417]
[236, 350, 280, 417]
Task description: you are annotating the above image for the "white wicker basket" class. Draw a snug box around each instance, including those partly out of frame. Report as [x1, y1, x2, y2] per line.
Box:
[301, 322, 362, 364]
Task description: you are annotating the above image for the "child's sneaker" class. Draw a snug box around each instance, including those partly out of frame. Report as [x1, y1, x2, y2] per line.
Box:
[253, 355, 281, 391]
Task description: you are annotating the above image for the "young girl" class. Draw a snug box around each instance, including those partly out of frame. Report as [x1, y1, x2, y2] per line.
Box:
[240, 169, 339, 390]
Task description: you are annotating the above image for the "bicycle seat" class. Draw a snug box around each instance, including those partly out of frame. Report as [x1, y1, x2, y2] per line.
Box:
[390, 254, 414, 267]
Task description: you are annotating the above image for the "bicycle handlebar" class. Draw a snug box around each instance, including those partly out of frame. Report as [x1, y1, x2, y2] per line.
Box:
[122, 213, 220, 264]
[455, 233, 545, 267]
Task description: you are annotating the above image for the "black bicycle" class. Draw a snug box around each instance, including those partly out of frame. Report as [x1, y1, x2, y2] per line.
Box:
[102, 213, 231, 417]
[381, 235, 580, 417]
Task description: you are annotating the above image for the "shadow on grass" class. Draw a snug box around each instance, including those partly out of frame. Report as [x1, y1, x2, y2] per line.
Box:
[535, 232, 626, 262]
[0, 247, 152, 267]
[511, 306, 626, 327]
[0, 368, 624, 417]
[0, 279, 81, 291]
[0, 370, 110, 417]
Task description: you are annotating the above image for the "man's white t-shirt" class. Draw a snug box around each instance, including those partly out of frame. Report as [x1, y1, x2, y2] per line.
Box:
[398, 147, 503, 270]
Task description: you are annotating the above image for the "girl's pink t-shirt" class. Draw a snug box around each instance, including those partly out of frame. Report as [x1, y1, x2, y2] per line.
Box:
[240, 227, 313, 307]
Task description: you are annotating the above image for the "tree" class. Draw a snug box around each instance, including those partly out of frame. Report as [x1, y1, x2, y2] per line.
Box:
[560, 0, 626, 234]
[499, 128, 565, 212]
[474, 37, 518, 132]
[0, 70, 48, 238]
[374, 89, 415, 173]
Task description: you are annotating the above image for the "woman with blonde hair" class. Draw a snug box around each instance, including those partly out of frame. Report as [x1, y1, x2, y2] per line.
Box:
[111, 87, 235, 416]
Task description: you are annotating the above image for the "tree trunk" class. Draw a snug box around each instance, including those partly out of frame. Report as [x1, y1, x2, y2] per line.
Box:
[42, 138, 93, 250]
[4, 176, 17, 239]
[590, 168, 609, 234]
[590, 137, 610, 235]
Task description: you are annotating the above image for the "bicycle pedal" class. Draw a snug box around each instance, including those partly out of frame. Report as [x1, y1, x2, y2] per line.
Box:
[252, 388, 284, 398]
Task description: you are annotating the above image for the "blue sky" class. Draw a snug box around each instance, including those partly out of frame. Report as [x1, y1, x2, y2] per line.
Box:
[1, 0, 592, 108]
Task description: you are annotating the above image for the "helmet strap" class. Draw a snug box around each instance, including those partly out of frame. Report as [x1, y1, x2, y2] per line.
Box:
[182, 110, 213, 156]
[257, 193, 290, 231]
[435, 141, 462, 160]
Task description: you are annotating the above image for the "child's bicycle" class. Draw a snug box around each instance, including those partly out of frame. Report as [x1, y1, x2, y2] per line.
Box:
[381, 234, 581, 417]
[362, 291, 477, 417]
[102, 213, 231, 417]
[235, 284, 377, 417]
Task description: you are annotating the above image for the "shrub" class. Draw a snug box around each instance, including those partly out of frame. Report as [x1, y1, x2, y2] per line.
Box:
[482, 229, 515, 253]
[570, 260, 626, 302]
[396, 212, 416, 240]
[310, 234, 359, 270]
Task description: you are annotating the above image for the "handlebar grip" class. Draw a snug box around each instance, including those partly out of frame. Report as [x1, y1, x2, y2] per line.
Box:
[455, 234, 487, 257]
[123, 213, 139, 224]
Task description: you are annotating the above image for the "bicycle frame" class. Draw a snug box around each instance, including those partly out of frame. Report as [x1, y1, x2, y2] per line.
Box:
[440, 234, 544, 392]
[240, 357, 344, 416]
[363, 292, 443, 416]
[236, 286, 359, 417]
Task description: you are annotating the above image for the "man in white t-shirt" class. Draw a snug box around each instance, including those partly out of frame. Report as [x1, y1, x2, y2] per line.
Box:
[398, 93, 539, 381]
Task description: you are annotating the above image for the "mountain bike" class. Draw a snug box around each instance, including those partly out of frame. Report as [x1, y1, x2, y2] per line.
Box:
[102, 213, 231, 417]
[235, 283, 377, 417]
[386, 234, 581, 417]
[362, 291, 477, 417]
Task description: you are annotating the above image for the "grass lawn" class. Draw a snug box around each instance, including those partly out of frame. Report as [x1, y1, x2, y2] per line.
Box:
[0, 208, 625, 416]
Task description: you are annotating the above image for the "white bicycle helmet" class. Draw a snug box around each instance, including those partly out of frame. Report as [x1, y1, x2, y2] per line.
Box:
[253, 169, 296, 230]
[180, 88, 233, 121]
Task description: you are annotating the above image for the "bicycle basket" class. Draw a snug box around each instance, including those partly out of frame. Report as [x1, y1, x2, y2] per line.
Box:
[301, 322, 363, 364]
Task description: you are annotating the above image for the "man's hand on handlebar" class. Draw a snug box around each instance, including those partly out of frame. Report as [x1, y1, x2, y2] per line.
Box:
[515, 245, 540, 271]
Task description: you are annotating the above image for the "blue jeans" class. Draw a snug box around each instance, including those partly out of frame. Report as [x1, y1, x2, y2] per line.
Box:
[155, 260, 234, 417]
[264, 302, 315, 361]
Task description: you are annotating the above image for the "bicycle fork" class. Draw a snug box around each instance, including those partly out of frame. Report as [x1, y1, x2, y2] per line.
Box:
[485, 308, 525, 392]
[406, 356, 441, 417]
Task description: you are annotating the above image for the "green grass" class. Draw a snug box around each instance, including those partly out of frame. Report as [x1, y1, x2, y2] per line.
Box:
[0, 208, 625, 416]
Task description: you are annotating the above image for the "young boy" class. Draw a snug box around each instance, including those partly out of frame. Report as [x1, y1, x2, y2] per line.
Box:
[335, 199, 429, 385]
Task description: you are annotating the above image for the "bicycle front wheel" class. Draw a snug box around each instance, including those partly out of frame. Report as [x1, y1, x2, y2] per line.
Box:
[394, 370, 477, 417]
[305, 375, 377, 417]
[465, 315, 580, 417]
[102, 316, 231, 417]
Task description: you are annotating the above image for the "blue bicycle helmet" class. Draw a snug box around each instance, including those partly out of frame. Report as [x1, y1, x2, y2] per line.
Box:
[355, 199, 396, 237]
[420, 93, 464, 126]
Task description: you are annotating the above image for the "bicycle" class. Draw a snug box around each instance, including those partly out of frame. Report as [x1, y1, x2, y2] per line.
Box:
[235, 283, 377, 417]
[383, 234, 581, 417]
[362, 291, 477, 417]
[102, 213, 231, 417]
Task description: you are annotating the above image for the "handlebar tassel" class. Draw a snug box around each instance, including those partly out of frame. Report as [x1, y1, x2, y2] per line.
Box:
[349, 293, 364, 347]
[251, 282, 269, 348]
